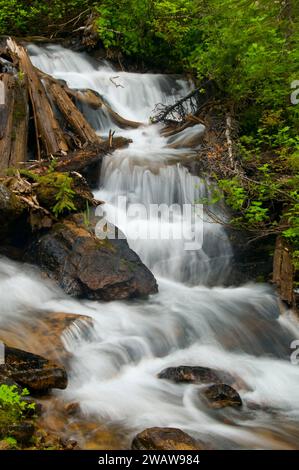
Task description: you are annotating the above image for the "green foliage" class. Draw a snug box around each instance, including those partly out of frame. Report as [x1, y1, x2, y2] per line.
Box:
[19, 170, 77, 218]
[3, 436, 18, 448]
[0, 385, 34, 417]
[37, 173, 77, 218]
[94, 0, 199, 67]
[0, 1, 92, 36]
[1, 0, 298, 268]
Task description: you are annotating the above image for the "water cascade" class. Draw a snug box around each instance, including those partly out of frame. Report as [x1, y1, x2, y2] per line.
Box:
[0, 44, 298, 449]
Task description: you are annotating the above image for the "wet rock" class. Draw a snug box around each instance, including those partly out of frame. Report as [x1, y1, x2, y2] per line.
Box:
[30, 428, 80, 450]
[158, 365, 234, 385]
[201, 384, 242, 409]
[64, 401, 81, 416]
[1, 345, 67, 392]
[132, 427, 204, 451]
[26, 214, 158, 301]
[0, 311, 94, 364]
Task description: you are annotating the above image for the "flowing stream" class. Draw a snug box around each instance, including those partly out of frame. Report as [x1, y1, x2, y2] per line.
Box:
[1, 44, 299, 449]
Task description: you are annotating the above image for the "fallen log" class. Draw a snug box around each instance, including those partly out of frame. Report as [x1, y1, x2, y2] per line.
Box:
[47, 81, 103, 145]
[0, 74, 15, 173]
[9, 74, 29, 167]
[7, 38, 68, 157]
[54, 137, 131, 173]
[38, 70, 142, 129]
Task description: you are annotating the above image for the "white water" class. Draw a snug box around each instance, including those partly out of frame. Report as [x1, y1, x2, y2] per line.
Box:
[1, 44, 299, 449]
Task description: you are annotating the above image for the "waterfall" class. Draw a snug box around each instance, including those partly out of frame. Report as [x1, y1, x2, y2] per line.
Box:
[1, 44, 299, 449]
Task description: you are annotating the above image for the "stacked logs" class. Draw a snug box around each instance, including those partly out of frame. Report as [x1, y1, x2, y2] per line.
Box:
[0, 37, 136, 175]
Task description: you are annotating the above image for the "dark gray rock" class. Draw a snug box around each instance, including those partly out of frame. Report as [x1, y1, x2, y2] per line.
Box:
[158, 365, 234, 385]
[26, 214, 158, 301]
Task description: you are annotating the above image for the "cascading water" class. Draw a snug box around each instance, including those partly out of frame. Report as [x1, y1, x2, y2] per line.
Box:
[1, 44, 299, 449]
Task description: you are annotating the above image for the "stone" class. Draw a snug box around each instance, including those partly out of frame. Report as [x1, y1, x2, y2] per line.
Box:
[201, 383, 242, 409]
[158, 365, 234, 385]
[1, 345, 67, 392]
[6, 423, 35, 444]
[132, 427, 204, 451]
[26, 214, 158, 301]
[0, 311, 93, 364]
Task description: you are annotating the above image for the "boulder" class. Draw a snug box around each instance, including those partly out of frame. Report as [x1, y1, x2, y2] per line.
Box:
[1, 345, 67, 392]
[26, 214, 158, 301]
[132, 427, 204, 451]
[201, 383, 242, 409]
[158, 365, 234, 385]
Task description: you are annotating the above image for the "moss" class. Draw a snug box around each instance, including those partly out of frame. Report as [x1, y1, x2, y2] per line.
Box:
[120, 258, 136, 272]
[95, 237, 116, 253]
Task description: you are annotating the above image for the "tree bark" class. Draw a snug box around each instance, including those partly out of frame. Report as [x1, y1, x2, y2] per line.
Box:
[0, 74, 15, 173]
[48, 81, 103, 145]
[55, 137, 131, 173]
[273, 236, 294, 305]
[9, 75, 29, 167]
[7, 38, 68, 157]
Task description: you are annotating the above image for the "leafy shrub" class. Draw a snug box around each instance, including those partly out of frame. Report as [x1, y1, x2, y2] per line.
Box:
[0, 385, 35, 430]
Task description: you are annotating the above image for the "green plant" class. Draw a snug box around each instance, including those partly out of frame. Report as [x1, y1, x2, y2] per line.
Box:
[0, 385, 35, 419]
[51, 174, 77, 218]
[4, 437, 18, 449]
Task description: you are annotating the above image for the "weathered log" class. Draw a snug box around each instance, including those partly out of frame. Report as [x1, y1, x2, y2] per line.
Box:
[273, 236, 294, 305]
[37, 69, 142, 129]
[47, 81, 103, 145]
[0, 74, 15, 173]
[7, 38, 68, 157]
[55, 137, 131, 173]
[9, 75, 29, 167]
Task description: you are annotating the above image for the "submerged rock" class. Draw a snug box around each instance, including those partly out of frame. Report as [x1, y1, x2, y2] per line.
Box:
[132, 427, 204, 451]
[201, 383, 242, 409]
[158, 365, 234, 385]
[26, 214, 158, 301]
[1, 345, 67, 392]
